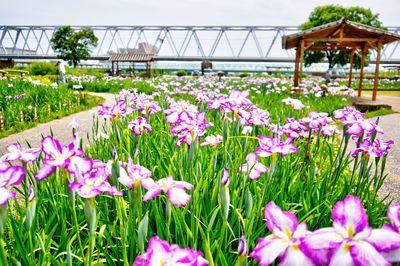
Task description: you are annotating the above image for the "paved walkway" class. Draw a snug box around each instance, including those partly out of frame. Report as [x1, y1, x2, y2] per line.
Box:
[354, 94, 400, 202]
[0, 92, 116, 153]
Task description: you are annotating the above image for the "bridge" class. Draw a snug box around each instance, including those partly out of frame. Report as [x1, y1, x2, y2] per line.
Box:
[1, 25, 400, 64]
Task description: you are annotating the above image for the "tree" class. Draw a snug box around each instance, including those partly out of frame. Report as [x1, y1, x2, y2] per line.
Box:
[51, 26, 98, 68]
[301, 5, 385, 69]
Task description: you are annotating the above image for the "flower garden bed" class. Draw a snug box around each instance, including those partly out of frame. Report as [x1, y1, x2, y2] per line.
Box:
[0, 78, 103, 138]
[0, 76, 398, 265]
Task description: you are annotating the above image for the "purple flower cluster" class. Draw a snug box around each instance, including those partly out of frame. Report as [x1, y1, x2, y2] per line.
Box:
[128, 116, 152, 135]
[207, 90, 270, 127]
[256, 135, 298, 158]
[250, 195, 400, 266]
[98, 100, 132, 120]
[168, 107, 209, 146]
[282, 97, 305, 110]
[239, 152, 268, 180]
[127, 93, 161, 115]
[0, 165, 25, 206]
[334, 106, 393, 158]
[35, 135, 122, 198]
[134, 236, 208, 266]
[142, 175, 193, 207]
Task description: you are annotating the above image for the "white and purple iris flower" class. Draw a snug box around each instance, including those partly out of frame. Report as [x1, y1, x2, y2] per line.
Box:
[250, 201, 314, 265]
[256, 135, 298, 157]
[0, 165, 26, 206]
[117, 157, 153, 189]
[200, 135, 223, 148]
[1, 143, 40, 163]
[380, 204, 400, 262]
[68, 160, 123, 198]
[98, 100, 132, 120]
[133, 236, 208, 266]
[142, 176, 193, 207]
[282, 97, 305, 110]
[239, 153, 268, 180]
[300, 195, 400, 266]
[351, 139, 394, 158]
[35, 135, 92, 181]
[128, 116, 152, 136]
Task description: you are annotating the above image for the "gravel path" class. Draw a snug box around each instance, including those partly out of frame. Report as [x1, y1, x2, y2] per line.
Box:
[374, 113, 400, 203]
[0, 92, 116, 153]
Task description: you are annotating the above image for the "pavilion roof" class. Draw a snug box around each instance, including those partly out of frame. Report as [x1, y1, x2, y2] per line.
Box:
[282, 17, 400, 51]
[108, 53, 154, 62]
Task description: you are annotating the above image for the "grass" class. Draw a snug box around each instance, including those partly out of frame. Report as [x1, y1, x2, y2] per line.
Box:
[0, 79, 104, 138]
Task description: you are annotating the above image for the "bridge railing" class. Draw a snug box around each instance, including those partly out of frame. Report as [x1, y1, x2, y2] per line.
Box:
[0, 25, 399, 62]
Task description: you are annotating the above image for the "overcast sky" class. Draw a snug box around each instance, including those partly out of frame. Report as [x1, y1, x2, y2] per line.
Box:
[1, 0, 399, 26]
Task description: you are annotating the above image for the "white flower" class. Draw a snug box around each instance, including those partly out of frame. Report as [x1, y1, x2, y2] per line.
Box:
[67, 117, 80, 131]
[27, 105, 33, 110]
[242, 126, 253, 135]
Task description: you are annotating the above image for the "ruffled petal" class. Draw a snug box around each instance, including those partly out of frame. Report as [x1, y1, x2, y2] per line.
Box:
[250, 236, 288, 266]
[264, 201, 298, 238]
[280, 245, 315, 266]
[367, 228, 400, 252]
[35, 164, 56, 181]
[329, 243, 354, 266]
[143, 188, 162, 202]
[0, 187, 16, 206]
[299, 228, 343, 265]
[42, 136, 62, 157]
[332, 195, 368, 236]
[350, 241, 390, 266]
[167, 188, 191, 206]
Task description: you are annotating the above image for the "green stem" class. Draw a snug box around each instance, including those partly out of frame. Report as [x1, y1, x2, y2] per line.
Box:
[0, 237, 7, 266]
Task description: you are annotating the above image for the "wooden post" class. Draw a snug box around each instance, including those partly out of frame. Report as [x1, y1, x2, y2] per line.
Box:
[372, 41, 382, 101]
[358, 45, 367, 97]
[0, 114, 4, 131]
[20, 110, 24, 123]
[34, 107, 38, 122]
[111, 61, 114, 76]
[299, 39, 305, 84]
[294, 46, 300, 87]
[348, 49, 355, 88]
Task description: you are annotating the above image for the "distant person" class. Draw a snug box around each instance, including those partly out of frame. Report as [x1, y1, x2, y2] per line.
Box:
[324, 69, 331, 85]
[57, 61, 66, 84]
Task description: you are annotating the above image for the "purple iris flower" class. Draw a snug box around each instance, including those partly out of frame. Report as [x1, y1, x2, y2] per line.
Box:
[282, 97, 304, 110]
[68, 160, 123, 198]
[117, 157, 153, 189]
[250, 201, 314, 265]
[0, 165, 25, 206]
[239, 153, 268, 180]
[133, 236, 208, 266]
[35, 135, 92, 180]
[170, 111, 209, 146]
[351, 139, 394, 158]
[98, 100, 132, 120]
[256, 135, 298, 157]
[379, 204, 400, 262]
[1, 143, 40, 163]
[200, 135, 223, 148]
[300, 195, 400, 265]
[142, 176, 193, 207]
[128, 116, 152, 135]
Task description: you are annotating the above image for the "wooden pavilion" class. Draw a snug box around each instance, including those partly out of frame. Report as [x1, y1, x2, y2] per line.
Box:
[108, 53, 154, 78]
[282, 18, 400, 101]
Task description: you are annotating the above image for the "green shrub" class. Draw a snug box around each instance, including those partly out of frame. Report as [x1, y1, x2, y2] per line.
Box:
[176, 69, 187, 77]
[30, 62, 58, 76]
[239, 72, 250, 78]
